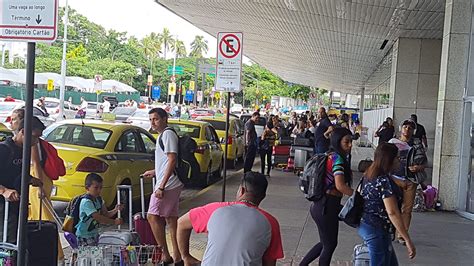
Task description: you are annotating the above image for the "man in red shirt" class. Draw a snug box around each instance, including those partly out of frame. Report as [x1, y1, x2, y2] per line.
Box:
[177, 172, 284, 266]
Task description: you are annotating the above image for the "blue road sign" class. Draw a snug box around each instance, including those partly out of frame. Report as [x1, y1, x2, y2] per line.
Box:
[152, 86, 161, 99]
[185, 90, 194, 101]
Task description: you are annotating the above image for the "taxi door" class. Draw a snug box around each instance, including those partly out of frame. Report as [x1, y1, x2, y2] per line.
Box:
[205, 125, 223, 172]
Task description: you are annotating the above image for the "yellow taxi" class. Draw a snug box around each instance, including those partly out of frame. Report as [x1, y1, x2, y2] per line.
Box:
[42, 120, 156, 207]
[198, 116, 245, 168]
[0, 123, 13, 142]
[166, 119, 223, 186]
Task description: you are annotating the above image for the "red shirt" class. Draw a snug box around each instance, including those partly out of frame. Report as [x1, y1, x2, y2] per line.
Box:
[189, 201, 284, 262]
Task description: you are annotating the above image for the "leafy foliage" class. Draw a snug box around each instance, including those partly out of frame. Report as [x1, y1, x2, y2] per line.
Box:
[3, 7, 321, 105]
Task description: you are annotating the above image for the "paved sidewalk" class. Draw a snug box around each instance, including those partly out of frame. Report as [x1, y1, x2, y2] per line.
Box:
[178, 146, 474, 265]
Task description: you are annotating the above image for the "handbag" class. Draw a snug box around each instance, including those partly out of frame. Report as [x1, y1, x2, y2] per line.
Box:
[62, 215, 74, 233]
[339, 178, 365, 228]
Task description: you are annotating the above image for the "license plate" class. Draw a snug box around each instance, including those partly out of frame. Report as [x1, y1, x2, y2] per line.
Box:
[51, 186, 57, 196]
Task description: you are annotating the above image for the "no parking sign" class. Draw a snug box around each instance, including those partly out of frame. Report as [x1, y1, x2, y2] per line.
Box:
[215, 32, 243, 93]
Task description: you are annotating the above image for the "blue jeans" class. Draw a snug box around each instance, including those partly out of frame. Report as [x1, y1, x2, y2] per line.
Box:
[358, 221, 398, 266]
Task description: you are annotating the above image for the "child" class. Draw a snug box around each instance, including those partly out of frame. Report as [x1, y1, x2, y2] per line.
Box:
[75, 173, 123, 246]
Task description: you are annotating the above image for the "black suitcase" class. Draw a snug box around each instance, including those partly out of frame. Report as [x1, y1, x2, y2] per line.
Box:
[294, 137, 312, 147]
[27, 196, 59, 266]
[27, 221, 58, 266]
[279, 136, 293, 145]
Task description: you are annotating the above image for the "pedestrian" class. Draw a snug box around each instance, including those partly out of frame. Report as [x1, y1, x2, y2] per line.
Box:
[177, 171, 284, 266]
[75, 173, 123, 246]
[359, 143, 416, 265]
[260, 122, 277, 177]
[244, 111, 260, 173]
[314, 107, 332, 154]
[142, 107, 184, 265]
[375, 117, 395, 145]
[0, 118, 43, 243]
[101, 98, 111, 114]
[15, 109, 66, 261]
[300, 127, 354, 266]
[338, 113, 350, 129]
[410, 114, 428, 148]
[388, 119, 427, 245]
[36, 97, 48, 115]
[291, 119, 308, 138]
[77, 97, 88, 118]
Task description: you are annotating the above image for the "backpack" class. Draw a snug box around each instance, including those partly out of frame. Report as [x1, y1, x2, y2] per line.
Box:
[40, 139, 66, 180]
[298, 153, 328, 201]
[158, 127, 198, 185]
[64, 194, 102, 234]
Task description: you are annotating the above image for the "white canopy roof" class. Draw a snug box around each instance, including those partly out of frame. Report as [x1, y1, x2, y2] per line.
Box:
[0, 68, 137, 93]
[156, 0, 445, 93]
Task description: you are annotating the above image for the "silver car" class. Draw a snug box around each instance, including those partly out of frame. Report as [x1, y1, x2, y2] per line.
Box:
[125, 109, 151, 130]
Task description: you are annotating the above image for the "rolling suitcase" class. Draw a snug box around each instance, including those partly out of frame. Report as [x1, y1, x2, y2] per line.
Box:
[134, 176, 157, 245]
[27, 195, 59, 266]
[294, 149, 308, 169]
[0, 198, 17, 265]
[98, 185, 140, 246]
[272, 145, 290, 155]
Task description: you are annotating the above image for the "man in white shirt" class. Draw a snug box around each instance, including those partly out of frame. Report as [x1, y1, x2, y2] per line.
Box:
[102, 99, 111, 113]
[142, 108, 183, 265]
[78, 97, 88, 118]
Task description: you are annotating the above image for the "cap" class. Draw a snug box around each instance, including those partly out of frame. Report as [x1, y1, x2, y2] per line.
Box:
[18, 116, 46, 131]
[401, 119, 417, 131]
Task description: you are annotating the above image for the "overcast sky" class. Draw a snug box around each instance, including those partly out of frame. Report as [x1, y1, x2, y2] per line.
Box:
[62, 0, 218, 58]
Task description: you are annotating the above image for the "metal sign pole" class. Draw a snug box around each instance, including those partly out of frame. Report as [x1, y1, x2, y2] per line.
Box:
[17, 42, 36, 266]
[222, 92, 231, 202]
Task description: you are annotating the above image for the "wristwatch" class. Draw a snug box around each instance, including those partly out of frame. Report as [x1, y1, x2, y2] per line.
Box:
[158, 187, 165, 191]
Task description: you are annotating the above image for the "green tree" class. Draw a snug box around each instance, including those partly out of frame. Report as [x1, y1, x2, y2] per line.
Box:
[189, 35, 208, 58]
[140, 33, 162, 60]
[158, 28, 174, 60]
[172, 39, 187, 58]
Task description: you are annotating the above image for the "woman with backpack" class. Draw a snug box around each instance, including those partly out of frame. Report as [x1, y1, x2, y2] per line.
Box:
[300, 128, 355, 266]
[359, 143, 416, 265]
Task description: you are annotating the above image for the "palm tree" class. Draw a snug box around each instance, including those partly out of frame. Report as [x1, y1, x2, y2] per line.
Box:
[158, 28, 174, 59]
[172, 39, 187, 58]
[189, 35, 208, 58]
[140, 32, 161, 60]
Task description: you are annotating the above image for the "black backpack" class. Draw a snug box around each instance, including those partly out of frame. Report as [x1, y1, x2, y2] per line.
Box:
[158, 127, 198, 185]
[64, 193, 102, 234]
[299, 153, 328, 201]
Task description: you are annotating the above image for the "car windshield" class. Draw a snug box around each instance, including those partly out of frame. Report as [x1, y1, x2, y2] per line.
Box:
[44, 124, 112, 149]
[131, 110, 149, 118]
[201, 120, 226, 131]
[113, 108, 136, 115]
[168, 123, 201, 138]
[44, 101, 59, 108]
[88, 103, 98, 109]
[0, 104, 16, 112]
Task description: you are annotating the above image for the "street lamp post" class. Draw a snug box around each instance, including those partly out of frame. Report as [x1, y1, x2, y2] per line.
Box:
[58, 0, 69, 120]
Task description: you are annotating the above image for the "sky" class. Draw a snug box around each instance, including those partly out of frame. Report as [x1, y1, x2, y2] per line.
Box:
[61, 0, 218, 58]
